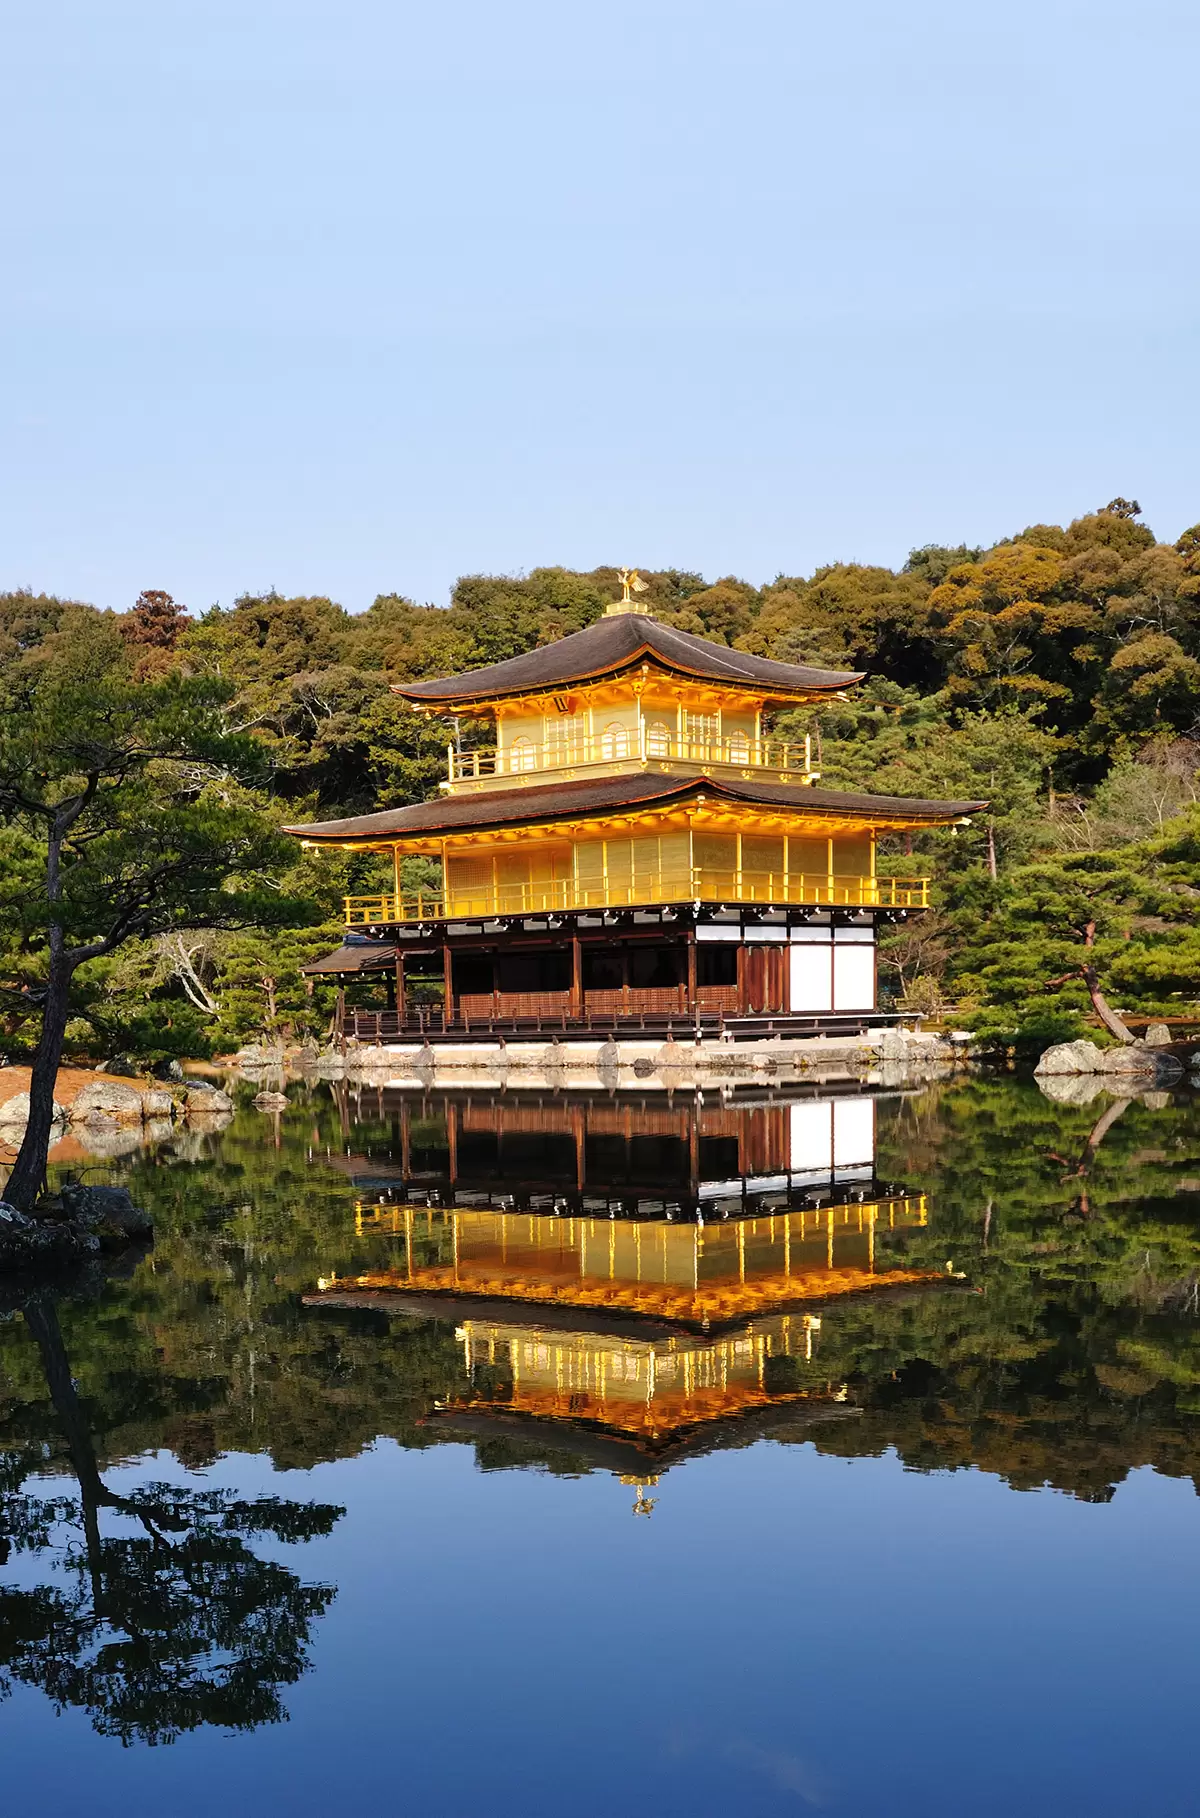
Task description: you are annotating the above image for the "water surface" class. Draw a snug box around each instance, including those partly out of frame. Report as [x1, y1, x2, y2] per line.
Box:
[3, 1077, 1199, 1816]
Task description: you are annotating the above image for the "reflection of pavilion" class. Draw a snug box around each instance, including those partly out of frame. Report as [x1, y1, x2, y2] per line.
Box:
[328, 1197, 928, 1329]
[329, 1085, 904, 1221]
[307, 1089, 938, 1476]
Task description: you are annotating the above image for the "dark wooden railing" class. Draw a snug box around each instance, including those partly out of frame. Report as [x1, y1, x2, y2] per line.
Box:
[339, 1002, 906, 1044]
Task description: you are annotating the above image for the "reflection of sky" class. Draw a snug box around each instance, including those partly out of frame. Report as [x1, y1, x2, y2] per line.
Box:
[6, 1443, 1198, 1818]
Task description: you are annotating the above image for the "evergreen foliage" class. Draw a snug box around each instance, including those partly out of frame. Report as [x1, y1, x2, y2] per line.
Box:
[3, 494, 1200, 1058]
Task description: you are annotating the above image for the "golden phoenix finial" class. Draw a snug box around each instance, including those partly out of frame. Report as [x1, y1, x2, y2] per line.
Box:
[618, 567, 649, 604]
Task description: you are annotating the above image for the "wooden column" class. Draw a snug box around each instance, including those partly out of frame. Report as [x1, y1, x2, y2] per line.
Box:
[442, 940, 453, 1025]
[570, 934, 583, 1017]
[395, 952, 407, 1021]
[686, 929, 697, 1016]
[384, 970, 396, 1011]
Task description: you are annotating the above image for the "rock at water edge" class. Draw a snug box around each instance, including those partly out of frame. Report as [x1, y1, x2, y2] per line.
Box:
[70, 1080, 147, 1124]
[184, 1085, 234, 1115]
[1033, 1040, 1105, 1076]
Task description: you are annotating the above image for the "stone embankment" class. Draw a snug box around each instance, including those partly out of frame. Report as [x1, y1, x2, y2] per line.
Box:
[232, 1027, 967, 1089]
[0, 1070, 233, 1149]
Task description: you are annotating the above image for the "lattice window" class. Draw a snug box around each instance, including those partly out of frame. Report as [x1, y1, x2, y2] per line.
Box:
[684, 711, 719, 749]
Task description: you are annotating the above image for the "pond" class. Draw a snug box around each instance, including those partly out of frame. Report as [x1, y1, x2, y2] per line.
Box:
[3, 1075, 1200, 1816]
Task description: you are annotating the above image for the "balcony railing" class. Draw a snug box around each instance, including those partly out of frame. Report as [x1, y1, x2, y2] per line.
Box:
[446, 730, 817, 787]
[344, 869, 929, 925]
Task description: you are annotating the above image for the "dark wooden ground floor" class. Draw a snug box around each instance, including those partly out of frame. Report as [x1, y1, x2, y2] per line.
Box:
[321, 917, 886, 1040]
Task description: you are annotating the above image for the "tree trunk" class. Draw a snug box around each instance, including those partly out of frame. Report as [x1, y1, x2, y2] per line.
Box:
[986, 819, 997, 881]
[1045, 960, 1138, 1046]
[1081, 965, 1136, 1045]
[6, 930, 74, 1212]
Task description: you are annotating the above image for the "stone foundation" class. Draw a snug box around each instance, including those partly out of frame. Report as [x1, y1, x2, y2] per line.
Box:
[309, 1025, 961, 1090]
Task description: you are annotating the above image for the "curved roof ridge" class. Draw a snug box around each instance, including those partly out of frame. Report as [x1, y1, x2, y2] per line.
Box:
[391, 612, 862, 705]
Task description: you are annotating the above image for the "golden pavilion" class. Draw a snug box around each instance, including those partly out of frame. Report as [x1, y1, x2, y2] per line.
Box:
[289, 583, 981, 1039]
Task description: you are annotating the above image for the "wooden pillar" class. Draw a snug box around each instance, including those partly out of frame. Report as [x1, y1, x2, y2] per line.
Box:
[384, 970, 396, 1011]
[570, 934, 583, 1018]
[447, 1100, 458, 1186]
[686, 929, 697, 1015]
[395, 952, 406, 1022]
[442, 940, 453, 1025]
[736, 942, 748, 1014]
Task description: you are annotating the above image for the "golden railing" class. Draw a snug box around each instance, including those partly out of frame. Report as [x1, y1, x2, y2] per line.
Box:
[447, 730, 817, 787]
[344, 870, 929, 925]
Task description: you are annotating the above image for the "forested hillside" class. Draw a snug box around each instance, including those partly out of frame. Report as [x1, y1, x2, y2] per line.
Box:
[5, 496, 1200, 1056]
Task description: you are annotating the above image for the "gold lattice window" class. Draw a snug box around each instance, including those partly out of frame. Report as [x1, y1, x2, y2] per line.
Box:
[646, 719, 671, 757]
[684, 711, 719, 749]
[600, 722, 630, 760]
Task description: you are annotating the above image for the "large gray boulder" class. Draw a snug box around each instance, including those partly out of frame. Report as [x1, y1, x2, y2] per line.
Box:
[1143, 1023, 1172, 1047]
[184, 1084, 234, 1116]
[70, 1079, 147, 1123]
[57, 1183, 153, 1243]
[0, 1201, 100, 1268]
[1099, 1043, 1182, 1079]
[1033, 1040, 1105, 1075]
[141, 1088, 175, 1119]
[234, 1043, 285, 1069]
[0, 1093, 67, 1129]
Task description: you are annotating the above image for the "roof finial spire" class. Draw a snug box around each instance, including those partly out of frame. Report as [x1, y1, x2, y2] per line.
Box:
[607, 568, 652, 616]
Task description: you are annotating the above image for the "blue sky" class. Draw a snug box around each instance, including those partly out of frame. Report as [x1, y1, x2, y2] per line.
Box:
[4, 0, 1197, 613]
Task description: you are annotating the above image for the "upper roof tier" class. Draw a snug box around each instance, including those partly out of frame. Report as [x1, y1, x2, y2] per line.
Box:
[391, 611, 863, 709]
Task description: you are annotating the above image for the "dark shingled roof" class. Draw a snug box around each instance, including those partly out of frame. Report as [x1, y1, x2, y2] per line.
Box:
[285, 773, 984, 843]
[301, 940, 399, 974]
[390, 612, 862, 705]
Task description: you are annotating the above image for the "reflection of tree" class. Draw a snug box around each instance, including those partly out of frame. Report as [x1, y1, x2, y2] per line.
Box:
[0, 1294, 343, 1743]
